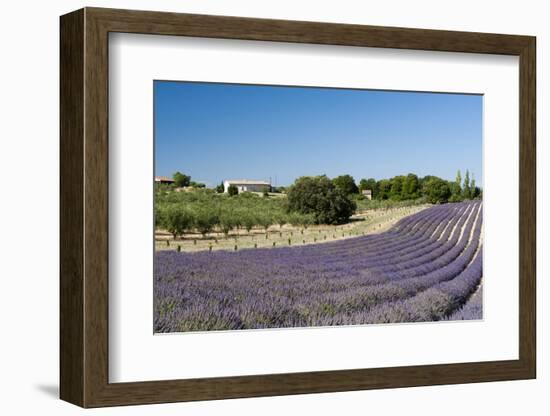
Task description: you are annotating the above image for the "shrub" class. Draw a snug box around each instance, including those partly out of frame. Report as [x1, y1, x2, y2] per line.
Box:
[227, 184, 238, 196]
[172, 171, 191, 188]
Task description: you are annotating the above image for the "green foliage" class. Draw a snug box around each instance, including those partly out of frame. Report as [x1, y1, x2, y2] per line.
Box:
[218, 210, 236, 236]
[194, 207, 219, 236]
[462, 170, 471, 199]
[155, 169, 482, 240]
[189, 181, 206, 188]
[332, 174, 359, 196]
[472, 186, 482, 199]
[402, 174, 420, 200]
[448, 191, 463, 203]
[376, 179, 392, 200]
[424, 177, 452, 204]
[449, 170, 463, 203]
[389, 175, 404, 200]
[300, 213, 315, 229]
[160, 204, 194, 239]
[469, 175, 479, 199]
[274, 212, 287, 228]
[286, 211, 314, 228]
[215, 182, 224, 193]
[241, 212, 257, 233]
[256, 212, 274, 231]
[172, 171, 191, 188]
[227, 184, 238, 196]
[455, 170, 462, 191]
[287, 175, 356, 225]
[287, 211, 304, 227]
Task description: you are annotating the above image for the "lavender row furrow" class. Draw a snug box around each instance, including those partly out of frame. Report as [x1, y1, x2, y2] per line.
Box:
[360, 249, 483, 324]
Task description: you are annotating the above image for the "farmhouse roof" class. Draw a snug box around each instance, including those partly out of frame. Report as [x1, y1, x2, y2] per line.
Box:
[224, 179, 271, 185]
[155, 176, 175, 182]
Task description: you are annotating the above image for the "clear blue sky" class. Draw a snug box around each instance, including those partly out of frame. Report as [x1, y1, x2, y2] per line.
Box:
[154, 81, 482, 188]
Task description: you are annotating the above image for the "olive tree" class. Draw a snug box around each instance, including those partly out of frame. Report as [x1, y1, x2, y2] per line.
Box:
[219, 210, 236, 237]
[161, 205, 194, 239]
[194, 207, 219, 237]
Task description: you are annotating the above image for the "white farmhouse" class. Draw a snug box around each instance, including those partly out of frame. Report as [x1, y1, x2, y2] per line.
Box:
[223, 179, 271, 194]
[362, 189, 373, 200]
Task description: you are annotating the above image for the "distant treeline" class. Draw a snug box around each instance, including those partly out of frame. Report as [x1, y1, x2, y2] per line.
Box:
[155, 170, 481, 238]
[353, 170, 481, 204]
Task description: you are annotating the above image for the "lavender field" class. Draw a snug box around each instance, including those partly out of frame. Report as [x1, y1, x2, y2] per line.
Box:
[154, 201, 483, 333]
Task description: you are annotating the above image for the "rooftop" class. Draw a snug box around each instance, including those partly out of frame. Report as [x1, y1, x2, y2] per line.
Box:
[155, 176, 174, 182]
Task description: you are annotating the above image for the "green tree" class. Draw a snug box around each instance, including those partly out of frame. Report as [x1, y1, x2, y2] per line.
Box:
[161, 205, 194, 239]
[389, 176, 405, 200]
[227, 184, 238, 196]
[420, 175, 438, 197]
[462, 170, 471, 199]
[287, 175, 356, 224]
[189, 181, 206, 188]
[288, 211, 304, 228]
[449, 170, 463, 202]
[401, 173, 420, 200]
[173, 171, 191, 188]
[424, 178, 451, 204]
[257, 212, 273, 233]
[154, 204, 163, 228]
[299, 213, 315, 229]
[472, 186, 482, 199]
[241, 213, 257, 234]
[469, 175, 481, 199]
[332, 175, 359, 196]
[215, 181, 224, 193]
[376, 179, 391, 200]
[219, 210, 236, 236]
[274, 212, 288, 228]
[194, 207, 219, 237]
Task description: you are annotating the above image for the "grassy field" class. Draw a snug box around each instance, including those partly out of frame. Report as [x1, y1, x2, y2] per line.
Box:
[155, 204, 429, 252]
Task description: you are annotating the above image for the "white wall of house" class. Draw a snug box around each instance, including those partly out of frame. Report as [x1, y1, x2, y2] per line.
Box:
[223, 180, 271, 193]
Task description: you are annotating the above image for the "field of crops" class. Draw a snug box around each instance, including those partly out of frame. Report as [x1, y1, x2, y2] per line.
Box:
[154, 200, 483, 332]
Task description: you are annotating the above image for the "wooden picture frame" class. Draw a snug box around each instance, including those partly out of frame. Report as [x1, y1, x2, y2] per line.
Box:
[60, 7, 536, 408]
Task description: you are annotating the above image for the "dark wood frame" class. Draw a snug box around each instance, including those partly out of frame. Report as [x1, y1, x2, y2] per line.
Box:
[60, 7, 536, 408]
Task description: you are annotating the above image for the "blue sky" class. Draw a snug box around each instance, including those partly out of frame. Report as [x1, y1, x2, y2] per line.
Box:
[154, 81, 482, 188]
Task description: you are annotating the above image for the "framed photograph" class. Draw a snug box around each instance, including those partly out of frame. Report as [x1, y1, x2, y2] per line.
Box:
[60, 7, 536, 408]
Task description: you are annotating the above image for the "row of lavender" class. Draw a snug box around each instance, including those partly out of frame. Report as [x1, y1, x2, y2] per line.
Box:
[154, 201, 483, 332]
